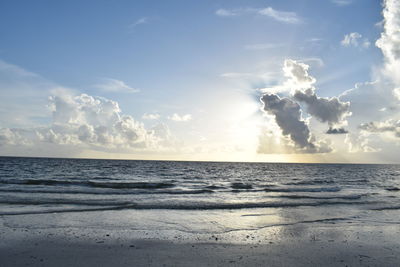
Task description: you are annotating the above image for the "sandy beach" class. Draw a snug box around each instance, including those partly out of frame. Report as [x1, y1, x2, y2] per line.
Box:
[1, 207, 400, 266]
[1, 159, 400, 266]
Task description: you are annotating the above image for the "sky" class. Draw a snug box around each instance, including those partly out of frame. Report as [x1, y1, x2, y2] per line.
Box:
[0, 0, 399, 163]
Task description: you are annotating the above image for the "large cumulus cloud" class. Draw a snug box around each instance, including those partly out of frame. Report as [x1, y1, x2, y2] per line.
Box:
[352, 0, 400, 144]
[38, 91, 162, 149]
[258, 59, 351, 154]
[376, 0, 400, 90]
[0, 90, 172, 152]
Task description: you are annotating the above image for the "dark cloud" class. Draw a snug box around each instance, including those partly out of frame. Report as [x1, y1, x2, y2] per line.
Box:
[260, 93, 332, 153]
[294, 88, 351, 127]
[326, 127, 348, 134]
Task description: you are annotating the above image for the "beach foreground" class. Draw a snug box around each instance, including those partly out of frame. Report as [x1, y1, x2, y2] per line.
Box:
[1, 208, 400, 267]
[1, 159, 400, 266]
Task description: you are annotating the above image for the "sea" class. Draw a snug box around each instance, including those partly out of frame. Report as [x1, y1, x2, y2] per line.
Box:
[0, 157, 399, 216]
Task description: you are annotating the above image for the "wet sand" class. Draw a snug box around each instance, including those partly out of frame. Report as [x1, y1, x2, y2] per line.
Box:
[1, 208, 400, 266]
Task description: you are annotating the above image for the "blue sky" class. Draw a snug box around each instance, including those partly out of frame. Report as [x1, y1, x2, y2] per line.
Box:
[0, 0, 399, 163]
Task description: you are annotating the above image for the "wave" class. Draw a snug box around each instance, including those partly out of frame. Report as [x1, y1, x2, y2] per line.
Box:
[283, 180, 335, 186]
[385, 187, 400, 191]
[0, 199, 133, 206]
[0, 188, 213, 195]
[0, 188, 363, 202]
[0, 179, 176, 189]
[88, 181, 175, 189]
[231, 183, 253, 189]
[372, 206, 400, 210]
[0, 179, 342, 194]
[278, 194, 364, 200]
[264, 187, 341, 193]
[0, 199, 374, 216]
[205, 185, 226, 190]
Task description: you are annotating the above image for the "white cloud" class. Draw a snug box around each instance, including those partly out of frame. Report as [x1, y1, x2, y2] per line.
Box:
[244, 43, 286, 50]
[0, 60, 38, 78]
[345, 132, 377, 153]
[215, 9, 237, 17]
[394, 87, 400, 99]
[337, 0, 400, 153]
[0, 89, 174, 154]
[299, 57, 325, 67]
[257, 127, 292, 154]
[258, 7, 302, 24]
[0, 59, 59, 128]
[168, 113, 192, 122]
[221, 70, 281, 94]
[341, 32, 370, 48]
[359, 119, 400, 138]
[142, 113, 160, 120]
[221, 71, 278, 81]
[260, 59, 317, 94]
[215, 7, 302, 24]
[341, 32, 361, 46]
[331, 0, 353, 6]
[254, 59, 324, 95]
[94, 78, 139, 93]
[340, 81, 393, 121]
[339, 79, 400, 152]
[150, 123, 180, 148]
[130, 17, 149, 28]
[376, 0, 400, 94]
[284, 60, 351, 128]
[0, 128, 31, 146]
[363, 40, 371, 48]
[48, 91, 121, 126]
[283, 59, 316, 89]
[39, 90, 158, 149]
[306, 38, 323, 43]
[220, 72, 254, 79]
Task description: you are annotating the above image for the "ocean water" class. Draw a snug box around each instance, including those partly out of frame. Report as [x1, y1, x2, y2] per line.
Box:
[0, 157, 400, 216]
